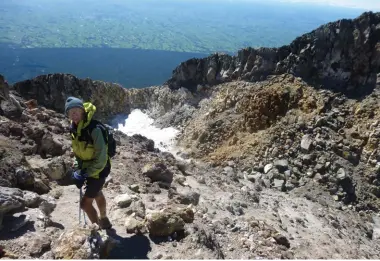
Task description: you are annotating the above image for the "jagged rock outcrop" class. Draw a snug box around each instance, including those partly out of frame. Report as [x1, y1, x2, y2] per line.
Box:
[166, 12, 380, 97]
[11, 73, 200, 125]
[0, 75, 23, 119]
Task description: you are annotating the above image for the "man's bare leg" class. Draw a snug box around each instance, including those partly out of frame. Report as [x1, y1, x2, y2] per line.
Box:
[81, 196, 99, 224]
[95, 191, 112, 229]
[94, 191, 107, 219]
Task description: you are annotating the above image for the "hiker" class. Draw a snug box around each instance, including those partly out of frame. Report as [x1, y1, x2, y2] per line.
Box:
[65, 96, 112, 229]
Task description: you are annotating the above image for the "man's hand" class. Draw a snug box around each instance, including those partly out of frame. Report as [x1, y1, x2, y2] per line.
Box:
[72, 170, 87, 189]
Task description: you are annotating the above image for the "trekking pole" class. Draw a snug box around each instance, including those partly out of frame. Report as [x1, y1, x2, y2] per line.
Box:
[79, 188, 82, 226]
[79, 188, 88, 227]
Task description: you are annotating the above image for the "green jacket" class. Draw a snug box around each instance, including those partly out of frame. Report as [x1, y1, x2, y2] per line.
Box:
[71, 102, 108, 179]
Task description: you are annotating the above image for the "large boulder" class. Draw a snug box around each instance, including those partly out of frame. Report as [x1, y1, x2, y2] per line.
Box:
[145, 206, 194, 237]
[52, 227, 118, 259]
[142, 162, 174, 184]
[17, 232, 52, 258]
[27, 156, 67, 181]
[0, 187, 25, 229]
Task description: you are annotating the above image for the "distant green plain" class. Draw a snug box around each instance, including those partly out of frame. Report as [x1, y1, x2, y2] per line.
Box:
[0, 0, 364, 87]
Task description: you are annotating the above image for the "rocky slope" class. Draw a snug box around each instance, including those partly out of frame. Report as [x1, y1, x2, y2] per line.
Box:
[1, 76, 380, 259]
[1, 11, 380, 260]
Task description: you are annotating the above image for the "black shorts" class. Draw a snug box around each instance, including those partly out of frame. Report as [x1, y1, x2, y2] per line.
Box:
[84, 177, 106, 198]
[84, 161, 110, 198]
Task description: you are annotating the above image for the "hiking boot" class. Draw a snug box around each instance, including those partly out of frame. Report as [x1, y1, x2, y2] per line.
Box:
[99, 217, 112, 230]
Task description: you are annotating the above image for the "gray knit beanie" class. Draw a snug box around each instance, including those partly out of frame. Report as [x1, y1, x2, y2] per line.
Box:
[64, 96, 84, 115]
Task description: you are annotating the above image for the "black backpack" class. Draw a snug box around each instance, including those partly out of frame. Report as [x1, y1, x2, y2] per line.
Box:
[86, 119, 117, 158]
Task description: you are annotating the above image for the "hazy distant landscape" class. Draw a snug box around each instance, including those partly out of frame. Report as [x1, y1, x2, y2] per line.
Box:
[0, 0, 365, 87]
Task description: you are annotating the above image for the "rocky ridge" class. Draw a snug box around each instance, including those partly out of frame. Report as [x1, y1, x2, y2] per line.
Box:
[166, 12, 380, 97]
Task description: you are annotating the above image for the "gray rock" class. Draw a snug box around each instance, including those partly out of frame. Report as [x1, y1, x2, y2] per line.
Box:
[129, 184, 140, 193]
[23, 191, 41, 208]
[34, 179, 50, 194]
[246, 175, 256, 183]
[27, 233, 52, 257]
[27, 157, 67, 181]
[302, 154, 314, 165]
[0, 187, 25, 230]
[145, 207, 194, 236]
[301, 134, 313, 152]
[142, 163, 174, 184]
[126, 200, 146, 219]
[1, 94, 23, 119]
[39, 132, 64, 157]
[197, 176, 206, 184]
[39, 195, 56, 217]
[52, 227, 118, 259]
[223, 166, 234, 176]
[114, 193, 133, 208]
[40, 251, 55, 259]
[273, 179, 285, 190]
[0, 186, 24, 214]
[372, 216, 380, 240]
[125, 215, 145, 234]
[284, 170, 292, 178]
[274, 160, 289, 172]
[285, 181, 295, 191]
[264, 164, 273, 174]
[273, 234, 290, 248]
[104, 175, 113, 188]
[315, 163, 325, 173]
[168, 188, 200, 205]
[15, 168, 35, 189]
[337, 168, 347, 180]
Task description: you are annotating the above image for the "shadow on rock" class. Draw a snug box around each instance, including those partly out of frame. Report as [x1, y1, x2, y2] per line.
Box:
[106, 229, 151, 259]
[0, 214, 36, 240]
[148, 229, 186, 245]
[50, 221, 65, 230]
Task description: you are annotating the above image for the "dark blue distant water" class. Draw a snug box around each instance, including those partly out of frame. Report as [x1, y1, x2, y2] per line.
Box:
[0, 44, 207, 88]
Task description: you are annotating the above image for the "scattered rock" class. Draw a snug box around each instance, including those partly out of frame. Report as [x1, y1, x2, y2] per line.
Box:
[301, 134, 313, 152]
[129, 184, 140, 193]
[39, 195, 57, 218]
[337, 168, 347, 181]
[273, 234, 290, 248]
[168, 188, 200, 205]
[23, 190, 41, 208]
[264, 164, 273, 174]
[125, 215, 145, 234]
[142, 163, 174, 184]
[126, 200, 146, 219]
[274, 160, 289, 172]
[114, 193, 134, 208]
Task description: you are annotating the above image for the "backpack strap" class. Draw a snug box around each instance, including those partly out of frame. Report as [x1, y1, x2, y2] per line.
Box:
[87, 119, 108, 145]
